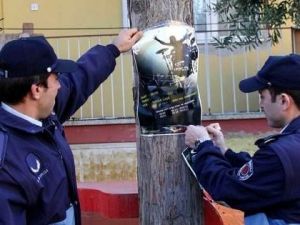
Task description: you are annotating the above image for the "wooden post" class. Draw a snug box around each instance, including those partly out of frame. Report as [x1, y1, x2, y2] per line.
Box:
[128, 0, 203, 224]
[138, 134, 202, 224]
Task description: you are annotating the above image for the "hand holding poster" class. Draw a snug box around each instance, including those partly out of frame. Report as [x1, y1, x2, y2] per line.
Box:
[133, 21, 201, 134]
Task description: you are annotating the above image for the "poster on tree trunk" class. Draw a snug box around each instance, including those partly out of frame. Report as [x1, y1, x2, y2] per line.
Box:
[133, 21, 201, 134]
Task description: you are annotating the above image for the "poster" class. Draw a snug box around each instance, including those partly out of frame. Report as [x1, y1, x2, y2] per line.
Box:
[133, 21, 201, 134]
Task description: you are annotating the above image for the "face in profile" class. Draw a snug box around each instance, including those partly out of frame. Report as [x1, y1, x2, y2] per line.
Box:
[37, 73, 61, 119]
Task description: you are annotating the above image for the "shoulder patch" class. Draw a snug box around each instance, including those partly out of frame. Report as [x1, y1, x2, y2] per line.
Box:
[237, 160, 253, 181]
[0, 129, 7, 168]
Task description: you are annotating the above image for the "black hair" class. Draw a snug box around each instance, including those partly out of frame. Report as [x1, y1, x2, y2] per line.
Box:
[268, 86, 300, 109]
[0, 73, 50, 104]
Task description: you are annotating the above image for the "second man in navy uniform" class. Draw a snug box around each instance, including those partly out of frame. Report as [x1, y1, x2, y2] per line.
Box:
[185, 54, 300, 225]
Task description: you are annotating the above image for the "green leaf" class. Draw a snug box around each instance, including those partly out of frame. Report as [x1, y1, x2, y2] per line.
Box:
[210, 0, 299, 50]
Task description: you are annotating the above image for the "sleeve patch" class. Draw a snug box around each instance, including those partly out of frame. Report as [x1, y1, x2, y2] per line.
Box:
[237, 160, 253, 181]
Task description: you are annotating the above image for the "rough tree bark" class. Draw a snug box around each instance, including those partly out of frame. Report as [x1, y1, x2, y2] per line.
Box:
[128, 0, 203, 224]
[137, 135, 203, 225]
[128, 0, 193, 29]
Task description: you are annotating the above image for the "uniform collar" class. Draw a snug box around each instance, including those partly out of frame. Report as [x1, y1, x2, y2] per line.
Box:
[1, 102, 42, 127]
[255, 116, 300, 147]
[280, 123, 289, 133]
[0, 107, 45, 133]
[282, 116, 300, 134]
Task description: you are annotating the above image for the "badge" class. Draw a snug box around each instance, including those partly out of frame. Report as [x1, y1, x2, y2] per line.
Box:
[237, 160, 253, 181]
[26, 153, 49, 183]
[26, 153, 41, 174]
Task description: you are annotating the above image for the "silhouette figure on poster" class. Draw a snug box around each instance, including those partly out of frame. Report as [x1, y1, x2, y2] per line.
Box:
[154, 33, 197, 79]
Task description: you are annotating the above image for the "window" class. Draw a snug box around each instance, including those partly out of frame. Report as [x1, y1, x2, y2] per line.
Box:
[193, 0, 218, 43]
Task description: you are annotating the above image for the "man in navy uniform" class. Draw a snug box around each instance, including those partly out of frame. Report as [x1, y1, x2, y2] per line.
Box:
[0, 29, 142, 225]
[185, 54, 300, 225]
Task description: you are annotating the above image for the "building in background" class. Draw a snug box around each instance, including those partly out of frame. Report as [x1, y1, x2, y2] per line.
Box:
[0, 0, 298, 139]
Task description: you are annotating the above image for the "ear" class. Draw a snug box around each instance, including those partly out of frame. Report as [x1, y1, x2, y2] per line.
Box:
[30, 84, 42, 100]
[280, 93, 291, 110]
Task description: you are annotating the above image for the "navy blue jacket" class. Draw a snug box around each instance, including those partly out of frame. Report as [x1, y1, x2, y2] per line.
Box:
[192, 117, 300, 223]
[0, 44, 120, 225]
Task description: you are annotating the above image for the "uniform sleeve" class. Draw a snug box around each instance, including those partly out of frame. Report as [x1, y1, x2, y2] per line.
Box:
[192, 140, 285, 215]
[54, 44, 120, 123]
[0, 171, 27, 225]
[224, 149, 252, 167]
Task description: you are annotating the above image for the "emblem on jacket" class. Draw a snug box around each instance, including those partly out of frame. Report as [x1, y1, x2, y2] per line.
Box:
[237, 160, 253, 181]
[26, 153, 48, 183]
[26, 153, 41, 173]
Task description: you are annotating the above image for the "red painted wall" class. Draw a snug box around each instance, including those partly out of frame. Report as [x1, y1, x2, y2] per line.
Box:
[64, 118, 272, 144]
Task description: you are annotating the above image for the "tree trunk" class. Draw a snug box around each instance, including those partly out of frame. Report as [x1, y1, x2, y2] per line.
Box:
[138, 134, 203, 225]
[128, 0, 193, 30]
[128, 1, 203, 224]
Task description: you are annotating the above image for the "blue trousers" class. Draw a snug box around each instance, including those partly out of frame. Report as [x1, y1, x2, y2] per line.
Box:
[245, 213, 300, 225]
[49, 204, 75, 225]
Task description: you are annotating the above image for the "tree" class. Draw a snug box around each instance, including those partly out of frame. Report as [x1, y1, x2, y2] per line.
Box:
[127, 0, 193, 29]
[127, 0, 203, 224]
[212, 0, 300, 49]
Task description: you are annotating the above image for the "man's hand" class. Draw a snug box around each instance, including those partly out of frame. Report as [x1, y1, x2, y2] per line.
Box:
[206, 123, 228, 155]
[185, 125, 211, 149]
[113, 28, 143, 53]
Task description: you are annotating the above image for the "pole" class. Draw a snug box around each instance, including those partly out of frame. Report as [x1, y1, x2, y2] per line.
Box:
[127, 0, 203, 224]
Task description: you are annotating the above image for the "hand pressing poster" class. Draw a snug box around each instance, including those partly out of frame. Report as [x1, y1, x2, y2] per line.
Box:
[133, 21, 201, 134]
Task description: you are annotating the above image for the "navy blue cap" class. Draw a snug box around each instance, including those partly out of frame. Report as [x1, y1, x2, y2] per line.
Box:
[239, 54, 300, 93]
[0, 36, 78, 78]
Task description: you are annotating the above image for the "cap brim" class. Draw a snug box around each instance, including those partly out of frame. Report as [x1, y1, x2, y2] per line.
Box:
[53, 59, 78, 73]
[239, 76, 268, 93]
